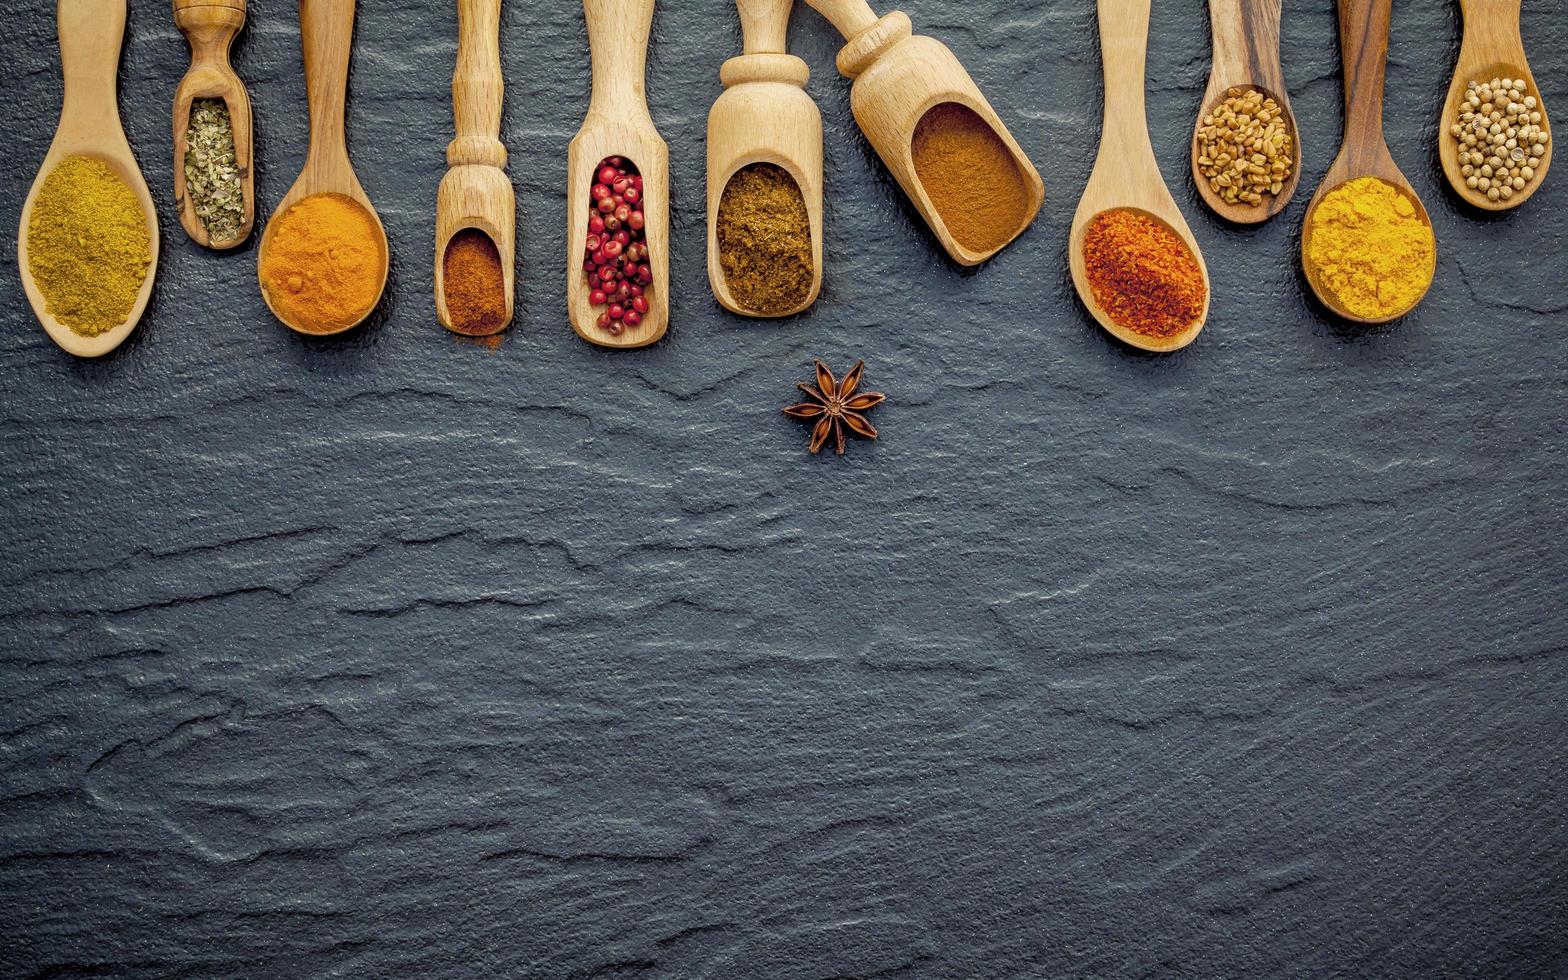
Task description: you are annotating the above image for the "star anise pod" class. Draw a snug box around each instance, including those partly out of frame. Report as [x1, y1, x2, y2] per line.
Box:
[783, 359, 886, 456]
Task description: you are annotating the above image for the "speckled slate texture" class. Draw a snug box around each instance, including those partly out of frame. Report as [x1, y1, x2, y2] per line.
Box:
[2, 0, 1566, 975]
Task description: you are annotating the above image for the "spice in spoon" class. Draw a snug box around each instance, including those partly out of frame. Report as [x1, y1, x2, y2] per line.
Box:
[716, 163, 813, 316]
[442, 229, 506, 335]
[1450, 77, 1550, 203]
[582, 156, 652, 336]
[183, 98, 244, 242]
[1306, 177, 1434, 320]
[26, 154, 152, 336]
[911, 102, 1033, 255]
[1080, 209, 1205, 339]
[259, 193, 384, 333]
[1195, 86, 1295, 208]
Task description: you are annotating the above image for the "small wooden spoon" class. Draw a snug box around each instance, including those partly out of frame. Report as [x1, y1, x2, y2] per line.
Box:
[17, 0, 159, 358]
[436, 0, 515, 336]
[1190, 0, 1302, 223]
[1068, 0, 1210, 353]
[172, 0, 255, 249]
[707, 0, 823, 317]
[1300, 0, 1434, 323]
[802, 0, 1043, 266]
[566, 0, 669, 349]
[1437, 0, 1552, 211]
[256, 0, 388, 336]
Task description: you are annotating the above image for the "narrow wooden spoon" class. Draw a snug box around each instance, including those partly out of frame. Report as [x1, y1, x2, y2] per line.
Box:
[1300, 0, 1434, 323]
[1190, 0, 1302, 223]
[17, 0, 159, 358]
[172, 0, 255, 249]
[256, 0, 388, 336]
[566, 0, 669, 349]
[802, 0, 1042, 266]
[707, 0, 823, 317]
[1437, 0, 1552, 211]
[436, 0, 515, 336]
[1068, 0, 1210, 353]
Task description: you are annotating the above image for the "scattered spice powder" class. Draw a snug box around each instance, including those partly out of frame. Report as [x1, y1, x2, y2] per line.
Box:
[184, 98, 245, 242]
[26, 154, 152, 336]
[716, 163, 813, 316]
[1305, 176, 1434, 320]
[259, 192, 384, 333]
[583, 156, 652, 335]
[1081, 209, 1205, 339]
[442, 229, 506, 334]
[910, 102, 1033, 254]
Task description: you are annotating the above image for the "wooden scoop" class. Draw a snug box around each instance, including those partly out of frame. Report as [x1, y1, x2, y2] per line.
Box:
[1068, 0, 1210, 353]
[256, 0, 388, 336]
[1190, 0, 1302, 223]
[172, 0, 255, 249]
[436, 0, 515, 336]
[566, 0, 669, 349]
[802, 0, 1042, 266]
[17, 0, 159, 358]
[1300, 0, 1434, 323]
[707, 0, 823, 317]
[1437, 0, 1552, 211]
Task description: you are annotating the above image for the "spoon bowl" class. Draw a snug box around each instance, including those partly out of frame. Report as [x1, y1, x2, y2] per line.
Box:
[256, 0, 388, 336]
[1069, 0, 1210, 353]
[1438, 49, 1552, 211]
[17, 0, 159, 358]
[1300, 0, 1435, 323]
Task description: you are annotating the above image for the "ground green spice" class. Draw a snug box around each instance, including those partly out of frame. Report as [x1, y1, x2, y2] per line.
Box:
[716, 163, 813, 316]
[184, 98, 244, 242]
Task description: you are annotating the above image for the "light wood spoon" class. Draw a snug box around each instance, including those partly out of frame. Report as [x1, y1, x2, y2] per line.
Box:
[17, 0, 159, 358]
[436, 0, 515, 336]
[1190, 0, 1302, 223]
[802, 0, 1042, 266]
[1437, 0, 1552, 211]
[1068, 0, 1210, 353]
[566, 0, 669, 349]
[707, 0, 823, 317]
[256, 0, 388, 336]
[1300, 0, 1434, 323]
[172, 0, 255, 249]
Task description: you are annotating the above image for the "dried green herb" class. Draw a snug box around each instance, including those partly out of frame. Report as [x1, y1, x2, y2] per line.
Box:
[183, 98, 244, 243]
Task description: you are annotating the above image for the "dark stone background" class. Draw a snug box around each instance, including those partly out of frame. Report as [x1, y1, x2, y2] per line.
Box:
[2, 0, 1565, 975]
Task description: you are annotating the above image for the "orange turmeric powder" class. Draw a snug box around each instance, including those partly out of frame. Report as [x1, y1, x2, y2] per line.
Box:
[259, 193, 384, 332]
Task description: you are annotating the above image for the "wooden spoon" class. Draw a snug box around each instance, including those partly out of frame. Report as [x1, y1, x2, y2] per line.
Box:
[172, 0, 255, 249]
[707, 0, 823, 317]
[1300, 0, 1434, 323]
[1437, 0, 1552, 211]
[1068, 0, 1210, 353]
[256, 0, 388, 336]
[802, 0, 1043, 266]
[566, 0, 669, 349]
[17, 0, 159, 358]
[435, 0, 515, 336]
[1190, 0, 1302, 223]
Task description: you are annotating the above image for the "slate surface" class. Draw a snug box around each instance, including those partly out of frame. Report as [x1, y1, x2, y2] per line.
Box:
[2, 0, 1566, 976]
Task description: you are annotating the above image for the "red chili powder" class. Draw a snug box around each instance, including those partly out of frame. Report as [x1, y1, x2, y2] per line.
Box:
[442, 229, 506, 335]
[1081, 209, 1205, 338]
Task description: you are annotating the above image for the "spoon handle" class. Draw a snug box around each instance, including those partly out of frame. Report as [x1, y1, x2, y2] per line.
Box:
[1456, 0, 1525, 62]
[299, 0, 355, 171]
[583, 0, 654, 122]
[802, 0, 878, 40]
[738, 0, 792, 55]
[57, 0, 127, 134]
[1095, 0, 1157, 167]
[1207, 0, 1283, 92]
[449, 0, 505, 168]
[1335, 0, 1391, 153]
